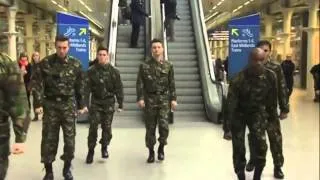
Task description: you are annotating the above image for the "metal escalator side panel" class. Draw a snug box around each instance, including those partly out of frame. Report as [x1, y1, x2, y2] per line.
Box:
[188, 0, 222, 123]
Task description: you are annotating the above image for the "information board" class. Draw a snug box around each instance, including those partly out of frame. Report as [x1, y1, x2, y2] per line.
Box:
[56, 12, 89, 70]
[228, 14, 260, 78]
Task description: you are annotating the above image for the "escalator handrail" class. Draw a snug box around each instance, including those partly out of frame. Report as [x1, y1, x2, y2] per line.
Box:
[145, 0, 151, 59]
[160, 3, 168, 61]
[196, 0, 220, 85]
[108, 0, 119, 66]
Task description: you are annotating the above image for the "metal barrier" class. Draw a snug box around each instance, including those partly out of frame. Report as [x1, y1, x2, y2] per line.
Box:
[108, 0, 119, 66]
[160, 3, 168, 61]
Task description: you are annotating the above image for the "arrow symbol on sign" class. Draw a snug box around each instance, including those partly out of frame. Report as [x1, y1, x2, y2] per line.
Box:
[231, 28, 239, 37]
[79, 28, 87, 36]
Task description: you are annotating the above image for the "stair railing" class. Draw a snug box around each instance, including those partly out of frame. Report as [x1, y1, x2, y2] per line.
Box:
[160, 3, 168, 61]
[108, 0, 119, 66]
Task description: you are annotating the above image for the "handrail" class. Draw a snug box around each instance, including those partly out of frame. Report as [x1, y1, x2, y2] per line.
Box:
[108, 0, 119, 66]
[189, 0, 223, 123]
[196, 0, 226, 119]
[144, 0, 151, 59]
[160, 3, 168, 61]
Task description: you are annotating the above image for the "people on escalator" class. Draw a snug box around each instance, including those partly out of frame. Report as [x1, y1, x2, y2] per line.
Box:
[119, 0, 130, 25]
[161, 0, 180, 42]
[130, 0, 151, 48]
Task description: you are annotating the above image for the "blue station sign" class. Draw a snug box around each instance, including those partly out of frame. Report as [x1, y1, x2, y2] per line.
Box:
[228, 13, 260, 78]
[56, 12, 90, 70]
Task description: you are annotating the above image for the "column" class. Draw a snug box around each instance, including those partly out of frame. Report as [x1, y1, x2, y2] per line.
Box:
[263, 15, 273, 40]
[7, 6, 18, 60]
[48, 23, 57, 55]
[306, 0, 320, 92]
[218, 41, 223, 59]
[282, 8, 293, 56]
[213, 41, 218, 58]
[225, 40, 229, 58]
[38, 21, 47, 58]
[24, 15, 35, 59]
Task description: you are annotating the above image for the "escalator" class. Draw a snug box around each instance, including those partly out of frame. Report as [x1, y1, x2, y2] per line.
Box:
[166, 0, 206, 121]
[163, 0, 222, 123]
[105, 0, 221, 125]
[112, 0, 149, 125]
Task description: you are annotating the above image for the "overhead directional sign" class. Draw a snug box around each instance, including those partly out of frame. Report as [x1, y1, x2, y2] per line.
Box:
[228, 13, 260, 78]
[56, 12, 90, 70]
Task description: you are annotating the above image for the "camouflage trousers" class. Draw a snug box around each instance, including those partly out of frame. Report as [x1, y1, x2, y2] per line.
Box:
[231, 112, 268, 173]
[248, 117, 284, 167]
[144, 104, 170, 149]
[87, 103, 114, 149]
[0, 116, 9, 180]
[41, 99, 76, 163]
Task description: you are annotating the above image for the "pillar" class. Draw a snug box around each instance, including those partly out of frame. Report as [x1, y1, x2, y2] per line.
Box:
[263, 15, 273, 40]
[24, 15, 35, 59]
[48, 23, 57, 55]
[7, 6, 18, 60]
[38, 21, 47, 58]
[225, 40, 229, 58]
[306, 0, 320, 92]
[218, 41, 223, 59]
[282, 8, 293, 56]
[213, 41, 218, 58]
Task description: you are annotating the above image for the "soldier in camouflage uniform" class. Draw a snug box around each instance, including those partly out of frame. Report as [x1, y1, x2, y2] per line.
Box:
[85, 46, 124, 164]
[228, 48, 278, 180]
[246, 41, 289, 179]
[31, 36, 87, 180]
[136, 39, 177, 163]
[0, 52, 30, 180]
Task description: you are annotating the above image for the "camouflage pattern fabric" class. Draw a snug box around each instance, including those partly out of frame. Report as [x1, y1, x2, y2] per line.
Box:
[248, 60, 288, 167]
[31, 53, 85, 163]
[136, 58, 176, 148]
[86, 63, 123, 149]
[0, 52, 30, 179]
[228, 67, 277, 173]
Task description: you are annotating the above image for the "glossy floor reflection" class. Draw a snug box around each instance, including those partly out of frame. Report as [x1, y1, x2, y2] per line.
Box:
[7, 89, 319, 180]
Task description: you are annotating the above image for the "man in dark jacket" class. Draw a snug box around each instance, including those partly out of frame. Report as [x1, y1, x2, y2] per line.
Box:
[130, 0, 150, 48]
[281, 55, 295, 98]
[310, 63, 320, 102]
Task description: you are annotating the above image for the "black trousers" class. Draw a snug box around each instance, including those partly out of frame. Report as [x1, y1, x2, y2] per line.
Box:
[130, 22, 141, 47]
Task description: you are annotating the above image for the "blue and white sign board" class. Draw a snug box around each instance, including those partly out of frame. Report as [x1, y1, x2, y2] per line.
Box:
[56, 12, 89, 70]
[228, 14, 260, 78]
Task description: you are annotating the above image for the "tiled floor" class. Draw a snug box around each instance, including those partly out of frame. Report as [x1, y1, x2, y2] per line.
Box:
[6, 89, 319, 180]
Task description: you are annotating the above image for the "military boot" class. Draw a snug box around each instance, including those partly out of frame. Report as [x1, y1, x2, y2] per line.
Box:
[245, 160, 255, 172]
[253, 167, 264, 180]
[274, 166, 284, 179]
[101, 145, 109, 159]
[157, 144, 165, 161]
[86, 149, 94, 164]
[236, 170, 245, 180]
[43, 163, 54, 180]
[147, 148, 155, 163]
[62, 161, 73, 180]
